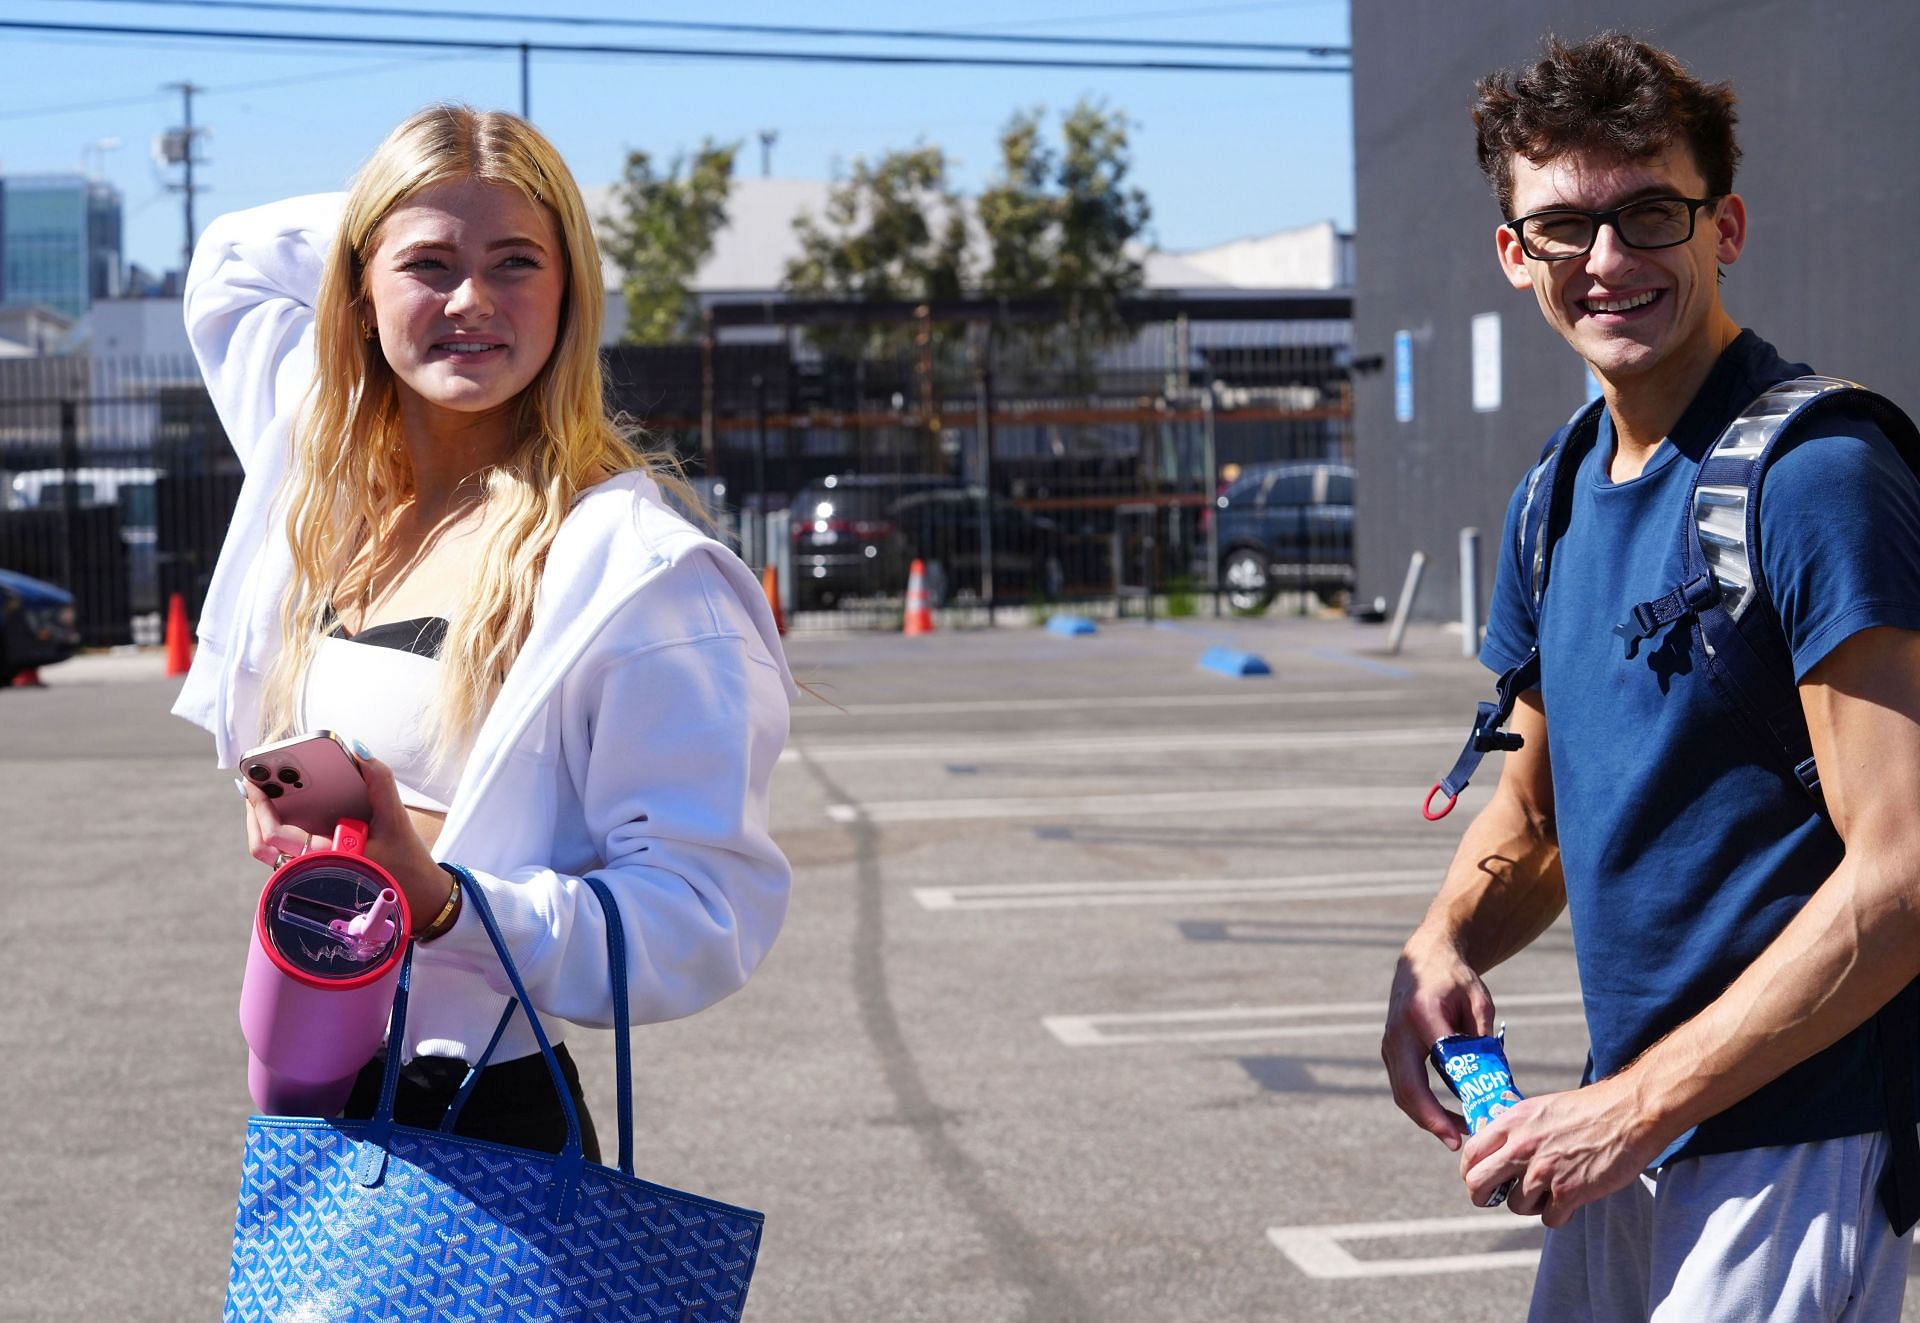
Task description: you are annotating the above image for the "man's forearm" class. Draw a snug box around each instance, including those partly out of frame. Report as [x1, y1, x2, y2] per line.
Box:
[1414, 786, 1566, 973]
[1617, 848, 1920, 1147]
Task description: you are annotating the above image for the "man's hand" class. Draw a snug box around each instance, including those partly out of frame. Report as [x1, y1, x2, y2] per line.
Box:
[1458, 1076, 1666, 1226]
[1382, 934, 1497, 1151]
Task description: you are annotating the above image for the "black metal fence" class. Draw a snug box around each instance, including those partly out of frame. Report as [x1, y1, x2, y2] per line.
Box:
[613, 295, 1356, 629]
[0, 355, 236, 646]
[0, 296, 1353, 645]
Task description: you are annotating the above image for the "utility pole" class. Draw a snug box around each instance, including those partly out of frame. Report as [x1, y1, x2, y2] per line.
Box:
[758, 129, 777, 178]
[158, 82, 207, 279]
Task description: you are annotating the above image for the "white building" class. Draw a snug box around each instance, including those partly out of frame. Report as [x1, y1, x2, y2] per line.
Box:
[587, 177, 1351, 342]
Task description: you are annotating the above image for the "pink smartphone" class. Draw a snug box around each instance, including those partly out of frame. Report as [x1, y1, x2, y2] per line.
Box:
[239, 731, 372, 838]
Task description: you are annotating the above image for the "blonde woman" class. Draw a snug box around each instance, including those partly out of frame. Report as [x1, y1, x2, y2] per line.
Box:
[177, 105, 793, 1154]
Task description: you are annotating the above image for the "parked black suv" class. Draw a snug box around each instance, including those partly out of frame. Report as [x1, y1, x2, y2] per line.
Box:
[880, 488, 1076, 607]
[1206, 461, 1354, 612]
[789, 473, 956, 610]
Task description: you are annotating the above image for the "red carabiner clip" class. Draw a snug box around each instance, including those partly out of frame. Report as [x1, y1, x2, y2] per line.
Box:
[1422, 783, 1458, 821]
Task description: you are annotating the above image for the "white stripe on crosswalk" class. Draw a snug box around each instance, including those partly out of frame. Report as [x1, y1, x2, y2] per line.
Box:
[784, 725, 1463, 764]
[1268, 1215, 1543, 1278]
[914, 869, 1440, 911]
[1043, 991, 1585, 1047]
[826, 783, 1489, 824]
[792, 689, 1407, 718]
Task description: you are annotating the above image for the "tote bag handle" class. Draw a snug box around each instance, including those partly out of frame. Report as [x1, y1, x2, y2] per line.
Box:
[353, 864, 634, 1221]
[437, 872, 636, 1176]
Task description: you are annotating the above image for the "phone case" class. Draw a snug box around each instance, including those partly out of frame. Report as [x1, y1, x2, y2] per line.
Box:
[240, 731, 373, 838]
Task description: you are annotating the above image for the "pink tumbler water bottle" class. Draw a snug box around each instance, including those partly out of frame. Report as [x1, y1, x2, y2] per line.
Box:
[239, 818, 411, 1116]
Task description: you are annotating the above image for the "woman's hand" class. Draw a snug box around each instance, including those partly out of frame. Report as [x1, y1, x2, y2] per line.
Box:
[242, 750, 457, 937]
[243, 777, 335, 863]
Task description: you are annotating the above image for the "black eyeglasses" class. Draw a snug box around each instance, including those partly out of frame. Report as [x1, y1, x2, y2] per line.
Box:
[1506, 195, 1723, 261]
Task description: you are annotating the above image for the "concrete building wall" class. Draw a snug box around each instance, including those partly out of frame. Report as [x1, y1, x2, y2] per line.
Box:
[1350, 1, 1920, 620]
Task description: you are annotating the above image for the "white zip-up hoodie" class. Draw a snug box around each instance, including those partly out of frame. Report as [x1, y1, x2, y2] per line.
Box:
[176, 194, 793, 1066]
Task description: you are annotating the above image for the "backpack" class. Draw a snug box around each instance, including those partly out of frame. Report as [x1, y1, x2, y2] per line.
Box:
[1424, 374, 1920, 1232]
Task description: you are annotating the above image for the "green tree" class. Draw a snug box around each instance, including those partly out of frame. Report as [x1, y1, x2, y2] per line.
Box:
[783, 146, 971, 355]
[978, 99, 1151, 345]
[601, 140, 737, 344]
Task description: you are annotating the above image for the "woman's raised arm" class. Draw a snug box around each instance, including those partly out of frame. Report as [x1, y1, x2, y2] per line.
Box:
[183, 193, 345, 472]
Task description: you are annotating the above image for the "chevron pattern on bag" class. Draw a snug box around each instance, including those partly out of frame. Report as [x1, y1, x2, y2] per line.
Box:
[224, 1119, 762, 1322]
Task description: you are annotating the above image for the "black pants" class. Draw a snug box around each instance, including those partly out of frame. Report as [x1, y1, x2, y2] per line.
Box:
[341, 1044, 601, 1163]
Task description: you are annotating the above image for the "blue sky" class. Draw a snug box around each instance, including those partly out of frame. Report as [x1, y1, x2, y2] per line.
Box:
[2, 0, 1353, 280]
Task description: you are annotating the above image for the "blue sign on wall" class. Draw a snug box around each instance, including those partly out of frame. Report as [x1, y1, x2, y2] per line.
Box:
[1394, 330, 1414, 423]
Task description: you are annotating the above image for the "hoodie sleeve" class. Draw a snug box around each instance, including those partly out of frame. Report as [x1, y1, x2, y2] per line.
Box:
[423, 552, 794, 1028]
[183, 193, 345, 472]
[173, 194, 350, 759]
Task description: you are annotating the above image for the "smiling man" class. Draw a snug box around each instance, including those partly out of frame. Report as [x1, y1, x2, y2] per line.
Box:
[1380, 32, 1920, 1321]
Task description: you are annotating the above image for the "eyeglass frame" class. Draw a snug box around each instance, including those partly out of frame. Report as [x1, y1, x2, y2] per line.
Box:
[1503, 195, 1726, 262]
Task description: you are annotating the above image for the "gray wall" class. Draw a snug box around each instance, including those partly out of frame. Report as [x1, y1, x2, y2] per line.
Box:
[1351, 0, 1920, 620]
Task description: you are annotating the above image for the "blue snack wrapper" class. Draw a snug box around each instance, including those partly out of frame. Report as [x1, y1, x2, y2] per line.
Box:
[1430, 1028, 1525, 1207]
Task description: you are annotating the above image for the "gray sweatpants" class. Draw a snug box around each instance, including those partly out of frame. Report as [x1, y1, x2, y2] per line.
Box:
[1529, 1130, 1912, 1322]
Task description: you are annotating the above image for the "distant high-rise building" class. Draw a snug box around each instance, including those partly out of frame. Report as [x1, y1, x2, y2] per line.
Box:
[0, 174, 124, 317]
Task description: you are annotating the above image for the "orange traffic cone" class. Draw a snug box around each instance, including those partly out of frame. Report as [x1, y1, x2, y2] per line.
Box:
[903, 559, 935, 636]
[164, 592, 194, 677]
[761, 564, 786, 636]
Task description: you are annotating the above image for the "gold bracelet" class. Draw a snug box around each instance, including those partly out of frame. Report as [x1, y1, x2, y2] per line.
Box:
[418, 868, 462, 942]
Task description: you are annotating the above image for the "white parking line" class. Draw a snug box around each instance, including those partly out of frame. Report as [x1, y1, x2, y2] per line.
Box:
[826, 783, 1488, 824]
[1043, 991, 1585, 1047]
[784, 726, 1463, 764]
[914, 869, 1440, 911]
[792, 689, 1406, 718]
[1268, 1214, 1542, 1278]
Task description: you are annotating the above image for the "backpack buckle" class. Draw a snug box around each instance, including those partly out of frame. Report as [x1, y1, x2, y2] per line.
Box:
[1613, 603, 1662, 660]
[1614, 573, 1720, 660]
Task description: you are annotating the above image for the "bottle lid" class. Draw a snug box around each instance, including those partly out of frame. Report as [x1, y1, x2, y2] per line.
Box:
[263, 859, 403, 981]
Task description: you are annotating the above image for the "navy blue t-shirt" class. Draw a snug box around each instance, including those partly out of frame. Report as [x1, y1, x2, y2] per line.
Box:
[1481, 330, 1920, 1161]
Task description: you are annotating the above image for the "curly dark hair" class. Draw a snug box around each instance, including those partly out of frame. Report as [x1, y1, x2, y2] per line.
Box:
[1472, 33, 1740, 218]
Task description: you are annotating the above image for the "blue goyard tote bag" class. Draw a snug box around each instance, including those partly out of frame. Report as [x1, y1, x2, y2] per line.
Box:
[224, 868, 764, 1321]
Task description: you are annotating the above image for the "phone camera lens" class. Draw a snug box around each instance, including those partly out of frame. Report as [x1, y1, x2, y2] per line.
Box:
[277, 767, 302, 785]
[263, 782, 284, 800]
[246, 764, 269, 782]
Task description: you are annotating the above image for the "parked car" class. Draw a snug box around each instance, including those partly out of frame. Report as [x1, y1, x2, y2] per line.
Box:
[789, 473, 956, 610]
[1206, 461, 1355, 612]
[3, 467, 162, 613]
[881, 488, 1079, 607]
[0, 568, 81, 684]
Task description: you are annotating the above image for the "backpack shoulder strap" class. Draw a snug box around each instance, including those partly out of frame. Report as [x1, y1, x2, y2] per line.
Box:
[1519, 395, 1609, 615]
[1677, 377, 1920, 806]
[1697, 376, 1920, 627]
[1424, 397, 1606, 821]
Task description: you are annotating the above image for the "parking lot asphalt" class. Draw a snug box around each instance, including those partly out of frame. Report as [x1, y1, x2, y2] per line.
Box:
[6, 616, 1909, 1320]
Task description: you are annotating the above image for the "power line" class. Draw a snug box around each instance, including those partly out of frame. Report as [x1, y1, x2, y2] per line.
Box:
[967, 0, 1341, 27]
[0, 48, 490, 123]
[0, 19, 1352, 75]
[0, 86, 171, 123]
[46, 0, 1351, 57]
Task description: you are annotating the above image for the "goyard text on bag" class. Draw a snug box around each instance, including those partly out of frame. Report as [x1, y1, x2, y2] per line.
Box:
[224, 869, 764, 1322]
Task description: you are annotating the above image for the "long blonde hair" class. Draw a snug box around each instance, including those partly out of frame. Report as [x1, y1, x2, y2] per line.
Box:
[260, 104, 682, 765]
